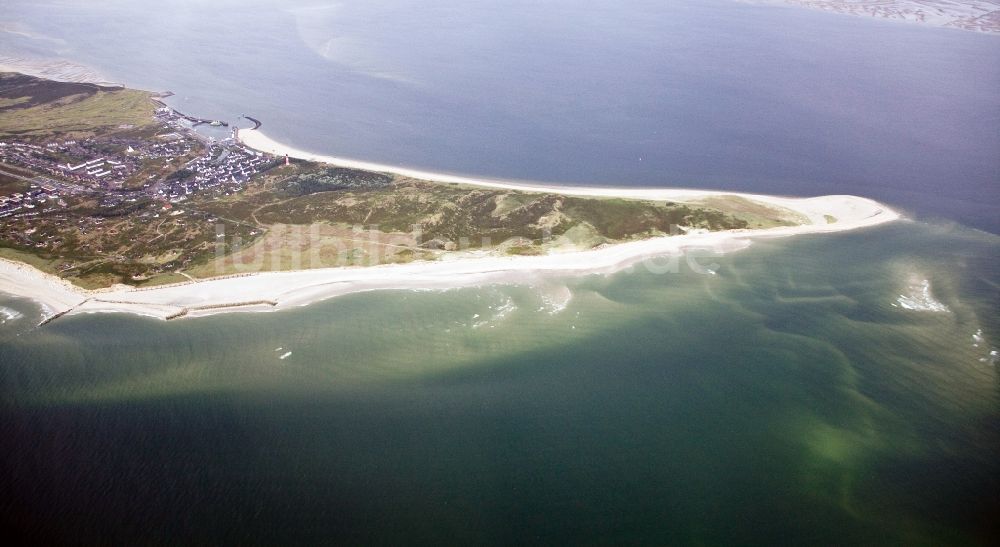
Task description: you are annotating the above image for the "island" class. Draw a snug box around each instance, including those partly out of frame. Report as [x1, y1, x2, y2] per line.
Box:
[0, 72, 899, 323]
[741, 0, 1000, 33]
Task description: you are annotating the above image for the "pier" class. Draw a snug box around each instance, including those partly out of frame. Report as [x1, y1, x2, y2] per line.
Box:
[243, 116, 262, 130]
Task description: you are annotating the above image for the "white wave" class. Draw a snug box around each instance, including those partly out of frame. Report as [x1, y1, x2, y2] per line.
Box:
[0, 305, 23, 324]
[472, 296, 517, 329]
[537, 285, 572, 315]
[980, 350, 998, 365]
[894, 279, 949, 313]
[279, 351, 292, 360]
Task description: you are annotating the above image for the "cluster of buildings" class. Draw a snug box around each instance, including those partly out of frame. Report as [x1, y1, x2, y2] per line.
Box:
[132, 130, 195, 160]
[0, 105, 280, 273]
[0, 139, 141, 190]
[0, 122, 278, 219]
[164, 143, 275, 201]
[64, 157, 126, 180]
[0, 142, 76, 182]
[0, 183, 66, 220]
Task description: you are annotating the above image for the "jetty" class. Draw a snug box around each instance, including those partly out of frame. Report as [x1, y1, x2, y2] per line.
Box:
[243, 116, 262, 130]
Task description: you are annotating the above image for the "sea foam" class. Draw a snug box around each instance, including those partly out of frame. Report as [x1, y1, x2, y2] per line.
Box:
[0, 306, 24, 325]
[894, 279, 949, 312]
[472, 295, 517, 329]
[537, 285, 572, 315]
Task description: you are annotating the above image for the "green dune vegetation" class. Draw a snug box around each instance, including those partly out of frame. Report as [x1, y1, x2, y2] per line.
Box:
[187, 164, 795, 277]
[0, 72, 155, 139]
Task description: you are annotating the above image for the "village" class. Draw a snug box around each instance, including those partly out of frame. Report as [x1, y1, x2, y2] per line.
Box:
[0, 105, 279, 221]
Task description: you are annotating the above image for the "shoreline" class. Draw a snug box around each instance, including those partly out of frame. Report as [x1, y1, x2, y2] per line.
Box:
[0, 131, 900, 324]
[237, 129, 889, 226]
[239, 130, 812, 207]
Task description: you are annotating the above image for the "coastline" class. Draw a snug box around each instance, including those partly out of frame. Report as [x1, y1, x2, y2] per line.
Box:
[0, 129, 900, 323]
[237, 129, 886, 226]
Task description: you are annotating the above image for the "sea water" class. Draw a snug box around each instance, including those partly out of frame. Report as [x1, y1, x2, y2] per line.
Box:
[2, 222, 997, 544]
[1, 0, 998, 544]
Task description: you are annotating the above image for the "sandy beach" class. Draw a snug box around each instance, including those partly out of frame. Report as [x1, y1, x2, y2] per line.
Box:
[0, 129, 900, 323]
[238, 130, 890, 226]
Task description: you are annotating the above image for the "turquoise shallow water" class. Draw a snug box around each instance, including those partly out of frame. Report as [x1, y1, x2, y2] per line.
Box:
[2, 222, 998, 544]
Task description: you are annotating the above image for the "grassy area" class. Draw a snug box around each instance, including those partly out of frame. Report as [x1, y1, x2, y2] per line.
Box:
[133, 272, 191, 287]
[0, 246, 63, 273]
[693, 195, 807, 228]
[1, 161, 807, 287]
[182, 166, 774, 278]
[0, 193, 263, 288]
[0, 96, 30, 109]
[0, 172, 30, 195]
[506, 245, 545, 256]
[0, 72, 155, 139]
[186, 221, 436, 278]
[201, 168, 755, 251]
[0, 88, 154, 138]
